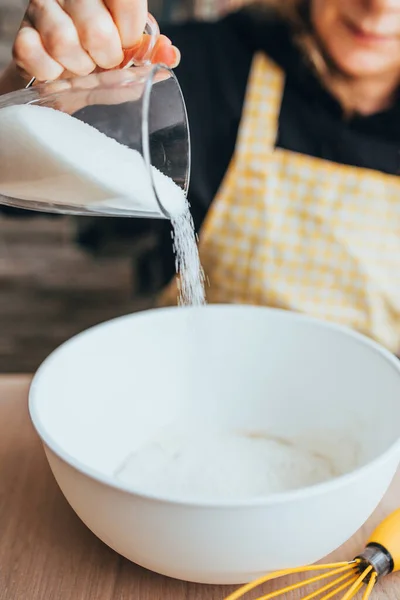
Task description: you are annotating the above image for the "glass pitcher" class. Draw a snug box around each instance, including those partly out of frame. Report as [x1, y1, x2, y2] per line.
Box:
[0, 17, 190, 220]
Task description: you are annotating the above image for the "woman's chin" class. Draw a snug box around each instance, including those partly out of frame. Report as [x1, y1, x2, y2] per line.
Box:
[329, 47, 398, 79]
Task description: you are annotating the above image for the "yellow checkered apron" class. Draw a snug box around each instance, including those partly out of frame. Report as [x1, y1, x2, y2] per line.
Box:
[161, 53, 400, 353]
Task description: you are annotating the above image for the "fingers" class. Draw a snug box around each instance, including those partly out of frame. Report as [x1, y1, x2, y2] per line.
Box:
[121, 35, 181, 69]
[151, 35, 181, 68]
[62, 0, 124, 69]
[25, 0, 96, 76]
[13, 24, 65, 81]
[103, 0, 147, 50]
[12, 0, 180, 85]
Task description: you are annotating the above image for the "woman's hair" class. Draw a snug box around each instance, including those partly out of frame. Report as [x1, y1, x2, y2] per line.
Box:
[263, 0, 331, 76]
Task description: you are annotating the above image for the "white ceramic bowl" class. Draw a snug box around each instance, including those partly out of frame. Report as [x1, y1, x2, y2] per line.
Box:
[29, 305, 400, 584]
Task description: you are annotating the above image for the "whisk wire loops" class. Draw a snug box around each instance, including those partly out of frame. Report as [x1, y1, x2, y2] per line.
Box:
[361, 573, 377, 600]
[224, 560, 376, 600]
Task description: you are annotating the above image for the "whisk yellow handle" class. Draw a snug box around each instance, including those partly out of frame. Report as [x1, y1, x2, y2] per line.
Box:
[367, 508, 400, 573]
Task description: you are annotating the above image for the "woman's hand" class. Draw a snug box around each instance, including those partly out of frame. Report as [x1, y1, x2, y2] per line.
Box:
[10, 0, 180, 83]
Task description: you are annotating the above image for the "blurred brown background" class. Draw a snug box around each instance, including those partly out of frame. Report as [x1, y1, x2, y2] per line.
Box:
[0, 0, 247, 373]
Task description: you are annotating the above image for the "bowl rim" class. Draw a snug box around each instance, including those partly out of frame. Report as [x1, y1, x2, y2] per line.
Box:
[29, 304, 400, 508]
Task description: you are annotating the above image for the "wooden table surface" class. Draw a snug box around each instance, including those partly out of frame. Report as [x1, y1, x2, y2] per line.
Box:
[0, 375, 399, 600]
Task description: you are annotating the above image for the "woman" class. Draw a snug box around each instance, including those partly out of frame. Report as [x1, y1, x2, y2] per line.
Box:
[1, 0, 400, 352]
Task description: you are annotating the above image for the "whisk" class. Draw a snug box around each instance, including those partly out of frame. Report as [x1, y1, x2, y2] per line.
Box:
[225, 508, 400, 600]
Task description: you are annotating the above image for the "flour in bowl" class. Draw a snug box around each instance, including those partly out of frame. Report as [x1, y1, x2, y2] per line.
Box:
[114, 429, 339, 501]
[0, 104, 205, 305]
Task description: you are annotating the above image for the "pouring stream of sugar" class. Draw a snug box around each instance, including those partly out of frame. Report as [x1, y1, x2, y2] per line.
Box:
[0, 104, 205, 305]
